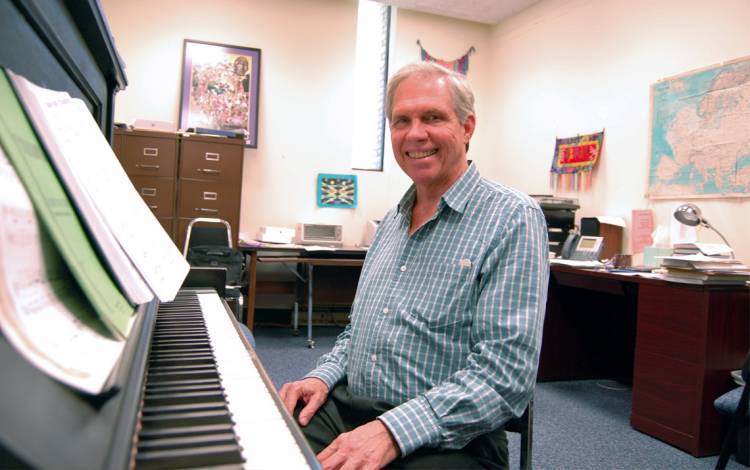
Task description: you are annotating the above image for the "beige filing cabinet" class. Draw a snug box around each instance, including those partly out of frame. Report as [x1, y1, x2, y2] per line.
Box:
[113, 129, 245, 250]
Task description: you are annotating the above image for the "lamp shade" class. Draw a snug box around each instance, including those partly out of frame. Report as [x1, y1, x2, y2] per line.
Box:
[673, 203, 704, 227]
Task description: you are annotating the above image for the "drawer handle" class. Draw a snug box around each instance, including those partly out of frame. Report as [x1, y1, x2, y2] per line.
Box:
[143, 147, 158, 156]
[196, 207, 219, 213]
[203, 191, 218, 201]
[205, 152, 220, 161]
[198, 168, 220, 175]
[136, 163, 161, 170]
[141, 187, 157, 197]
[148, 205, 158, 210]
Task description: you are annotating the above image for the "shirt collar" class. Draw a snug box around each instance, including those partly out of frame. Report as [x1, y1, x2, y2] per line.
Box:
[396, 162, 480, 216]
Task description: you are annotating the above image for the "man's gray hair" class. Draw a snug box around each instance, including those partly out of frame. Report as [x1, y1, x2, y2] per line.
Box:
[384, 61, 475, 124]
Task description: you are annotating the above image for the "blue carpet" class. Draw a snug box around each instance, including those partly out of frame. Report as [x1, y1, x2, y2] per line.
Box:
[254, 325, 746, 469]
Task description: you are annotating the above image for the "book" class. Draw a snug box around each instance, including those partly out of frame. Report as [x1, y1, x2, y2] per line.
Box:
[185, 127, 245, 139]
[0, 68, 134, 338]
[672, 242, 733, 257]
[664, 267, 750, 282]
[8, 70, 190, 303]
[659, 255, 747, 271]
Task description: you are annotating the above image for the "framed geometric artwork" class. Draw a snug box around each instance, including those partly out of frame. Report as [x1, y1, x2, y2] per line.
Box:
[317, 174, 357, 208]
[179, 39, 261, 147]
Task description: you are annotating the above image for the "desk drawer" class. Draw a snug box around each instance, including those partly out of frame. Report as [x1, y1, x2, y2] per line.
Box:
[129, 176, 175, 218]
[121, 135, 178, 177]
[636, 284, 705, 362]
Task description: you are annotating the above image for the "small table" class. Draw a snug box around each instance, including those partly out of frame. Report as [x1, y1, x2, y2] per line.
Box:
[240, 244, 366, 347]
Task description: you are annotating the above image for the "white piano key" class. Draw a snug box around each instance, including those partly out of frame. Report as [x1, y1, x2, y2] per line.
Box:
[197, 293, 313, 470]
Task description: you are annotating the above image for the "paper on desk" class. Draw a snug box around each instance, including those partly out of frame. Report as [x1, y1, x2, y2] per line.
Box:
[0, 147, 125, 395]
[9, 72, 189, 302]
[8, 71, 153, 305]
[550, 259, 605, 268]
[302, 245, 337, 252]
[0, 70, 133, 338]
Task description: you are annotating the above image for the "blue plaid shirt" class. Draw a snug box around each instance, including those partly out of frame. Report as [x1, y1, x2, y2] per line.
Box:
[307, 164, 549, 456]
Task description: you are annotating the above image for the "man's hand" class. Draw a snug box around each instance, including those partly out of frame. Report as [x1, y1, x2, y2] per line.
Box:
[279, 377, 329, 426]
[317, 420, 400, 470]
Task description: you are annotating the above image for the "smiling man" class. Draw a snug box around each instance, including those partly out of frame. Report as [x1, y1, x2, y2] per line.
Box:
[280, 62, 549, 470]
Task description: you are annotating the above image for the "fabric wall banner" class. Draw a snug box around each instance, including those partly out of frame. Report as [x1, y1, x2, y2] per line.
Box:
[549, 130, 604, 192]
[417, 40, 475, 75]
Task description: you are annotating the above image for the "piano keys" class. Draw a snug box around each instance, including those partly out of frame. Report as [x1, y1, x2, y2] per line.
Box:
[134, 289, 317, 469]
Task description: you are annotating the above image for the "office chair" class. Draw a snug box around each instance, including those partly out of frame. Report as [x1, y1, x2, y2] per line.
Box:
[504, 400, 533, 470]
[715, 353, 749, 469]
[183, 217, 246, 322]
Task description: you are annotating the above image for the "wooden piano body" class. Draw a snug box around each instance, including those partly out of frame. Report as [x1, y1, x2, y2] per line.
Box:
[0, 2, 317, 468]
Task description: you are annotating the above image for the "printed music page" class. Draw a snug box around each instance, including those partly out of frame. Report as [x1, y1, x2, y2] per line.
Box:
[0, 70, 133, 338]
[7, 71, 189, 303]
[0, 147, 125, 395]
[6, 73, 153, 305]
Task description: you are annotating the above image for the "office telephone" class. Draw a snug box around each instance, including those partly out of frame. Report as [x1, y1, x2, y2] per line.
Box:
[561, 229, 604, 261]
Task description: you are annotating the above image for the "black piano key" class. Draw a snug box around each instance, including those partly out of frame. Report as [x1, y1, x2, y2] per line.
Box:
[137, 432, 238, 451]
[142, 401, 228, 415]
[135, 444, 244, 469]
[138, 423, 236, 440]
[145, 378, 223, 390]
[139, 408, 233, 429]
[144, 390, 226, 406]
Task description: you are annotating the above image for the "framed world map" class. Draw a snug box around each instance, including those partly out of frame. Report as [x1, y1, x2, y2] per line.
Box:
[647, 55, 750, 199]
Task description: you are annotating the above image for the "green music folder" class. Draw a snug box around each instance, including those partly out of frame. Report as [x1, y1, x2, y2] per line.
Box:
[0, 69, 133, 338]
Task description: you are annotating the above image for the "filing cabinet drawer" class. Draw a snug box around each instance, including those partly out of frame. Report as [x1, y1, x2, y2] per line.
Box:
[129, 175, 175, 218]
[121, 135, 178, 177]
[179, 138, 243, 184]
[177, 179, 240, 219]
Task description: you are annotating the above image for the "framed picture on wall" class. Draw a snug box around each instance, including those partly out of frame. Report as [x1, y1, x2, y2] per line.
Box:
[317, 174, 357, 208]
[179, 39, 261, 148]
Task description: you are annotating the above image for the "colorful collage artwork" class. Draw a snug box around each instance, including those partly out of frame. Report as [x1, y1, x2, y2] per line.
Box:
[317, 174, 357, 208]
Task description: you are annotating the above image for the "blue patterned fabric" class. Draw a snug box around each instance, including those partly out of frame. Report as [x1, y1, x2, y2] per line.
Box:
[306, 164, 549, 456]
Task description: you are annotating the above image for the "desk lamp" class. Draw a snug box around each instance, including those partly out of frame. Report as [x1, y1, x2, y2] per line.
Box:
[673, 203, 733, 257]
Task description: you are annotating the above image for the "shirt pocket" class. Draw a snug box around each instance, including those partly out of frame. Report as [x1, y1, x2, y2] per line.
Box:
[405, 259, 473, 330]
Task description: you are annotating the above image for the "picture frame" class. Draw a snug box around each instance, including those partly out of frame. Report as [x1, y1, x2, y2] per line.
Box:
[317, 174, 357, 208]
[179, 39, 261, 148]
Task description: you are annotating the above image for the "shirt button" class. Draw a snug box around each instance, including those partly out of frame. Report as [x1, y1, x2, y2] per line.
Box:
[400, 265, 407, 272]
[371, 354, 377, 362]
[383, 307, 389, 315]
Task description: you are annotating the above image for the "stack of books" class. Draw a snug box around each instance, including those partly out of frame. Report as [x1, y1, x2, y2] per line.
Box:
[672, 242, 734, 258]
[660, 254, 750, 285]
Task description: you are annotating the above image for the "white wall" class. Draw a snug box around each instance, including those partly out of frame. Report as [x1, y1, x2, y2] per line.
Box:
[102, 0, 749, 260]
[485, 0, 750, 261]
[101, 0, 490, 247]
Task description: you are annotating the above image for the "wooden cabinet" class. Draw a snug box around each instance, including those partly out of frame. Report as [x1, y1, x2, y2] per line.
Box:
[113, 129, 244, 250]
[631, 283, 749, 456]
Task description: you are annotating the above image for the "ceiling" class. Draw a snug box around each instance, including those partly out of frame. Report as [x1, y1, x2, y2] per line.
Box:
[373, 0, 542, 25]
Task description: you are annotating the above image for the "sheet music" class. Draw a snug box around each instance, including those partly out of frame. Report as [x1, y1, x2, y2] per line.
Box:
[7, 73, 154, 305]
[8, 72, 189, 302]
[0, 70, 133, 338]
[0, 147, 125, 395]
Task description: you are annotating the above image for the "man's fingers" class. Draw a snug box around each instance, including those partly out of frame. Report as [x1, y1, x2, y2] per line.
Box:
[279, 384, 300, 415]
[298, 392, 326, 426]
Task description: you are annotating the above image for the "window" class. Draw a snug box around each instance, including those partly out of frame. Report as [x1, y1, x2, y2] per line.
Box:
[351, 1, 391, 171]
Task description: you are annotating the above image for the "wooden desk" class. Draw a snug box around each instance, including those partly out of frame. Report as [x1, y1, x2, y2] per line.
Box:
[240, 245, 365, 346]
[542, 264, 749, 456]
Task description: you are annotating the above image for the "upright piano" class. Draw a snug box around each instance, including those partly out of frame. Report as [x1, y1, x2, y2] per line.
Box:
[0, 1, 319, 468]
